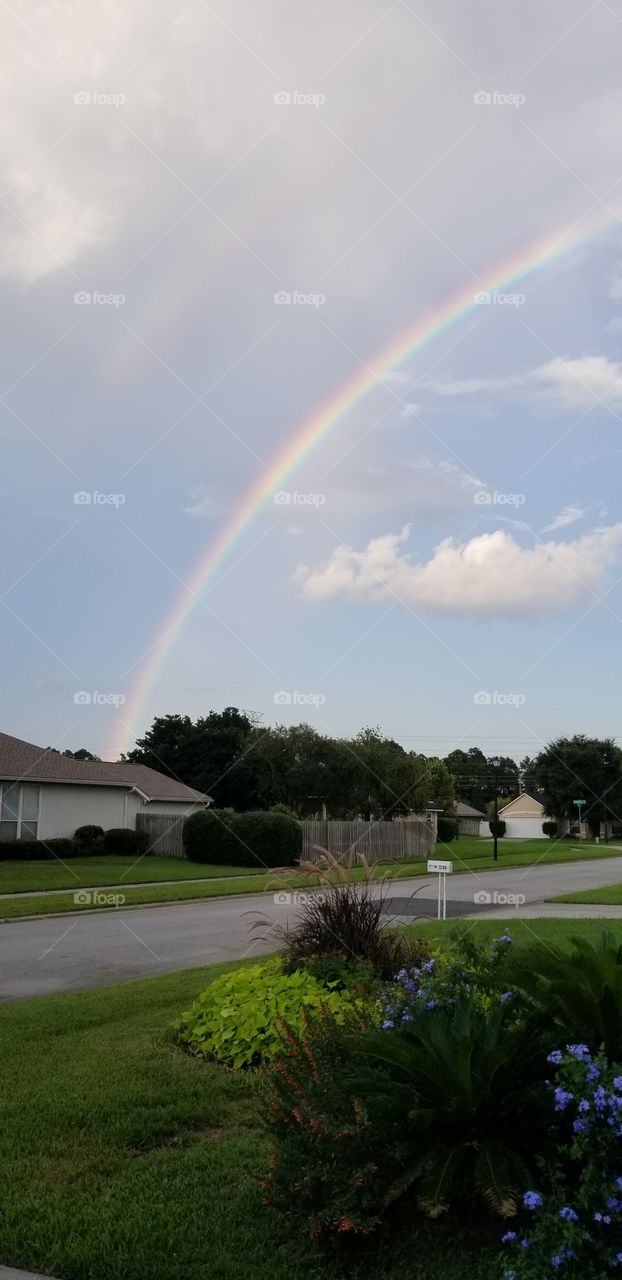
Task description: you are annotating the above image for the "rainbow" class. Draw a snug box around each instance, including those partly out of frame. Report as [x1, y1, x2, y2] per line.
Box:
[108, 202, 620, 758]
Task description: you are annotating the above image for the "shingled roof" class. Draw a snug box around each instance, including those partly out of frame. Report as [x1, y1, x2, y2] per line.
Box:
[0, 732, 209, 803]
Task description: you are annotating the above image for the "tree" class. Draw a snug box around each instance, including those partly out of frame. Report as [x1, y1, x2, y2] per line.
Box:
[534, 735, 622, 836]
[125, 708, 262, 808]
[63, 748, 100, 761]
[444, 748, 519, 810]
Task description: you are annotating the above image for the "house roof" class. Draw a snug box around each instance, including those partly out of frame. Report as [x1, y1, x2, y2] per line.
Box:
[0, 732, 210, 803]
[454, 801, 486, 819]
[499, 789, 547, 815]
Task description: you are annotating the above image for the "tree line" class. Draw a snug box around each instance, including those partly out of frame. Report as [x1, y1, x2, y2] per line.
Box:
[120, 711, 622, 834]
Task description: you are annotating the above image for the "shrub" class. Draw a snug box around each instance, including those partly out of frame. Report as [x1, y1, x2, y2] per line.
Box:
[173, 959, 368, 1069]
[489, 818, 506, 837]
[436, 814, 458, 843]
[0, 837, 77, 861]
[183, 809, 239, 863]
[255, 851, 426, 980]
[102, 827, 150, 856]
[542, 820, 558, 838]
[264, 1009, 406, 1236]
[381, 924, 518, 1022]
[234, 811, 301, 867]
[505, 931, 622, 1063]
[74, 824, 104, 851]
[501, 1046, 622, 1278]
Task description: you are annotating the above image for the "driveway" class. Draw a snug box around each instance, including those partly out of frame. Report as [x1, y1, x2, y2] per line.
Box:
[1, 855, 621, 1002]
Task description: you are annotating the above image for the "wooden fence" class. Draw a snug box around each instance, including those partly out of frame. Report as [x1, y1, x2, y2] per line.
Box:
[137, 813, 185, 857]
[137, 813, 435, 862]
[301, 818, 434, 863]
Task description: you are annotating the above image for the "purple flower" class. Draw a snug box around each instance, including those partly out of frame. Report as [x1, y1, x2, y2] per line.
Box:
[573, 1118, 588, 1134]
[500, 991, 514, 1004]
[382, 1019, 394, 1030]
[501, 1231, 517, 1243]
[578, 1099, 590, 1113]
[606, 1197, 622, 1212]
[559, 1206, 578, 1222]
[551, 1255, 562, 1270]
[554, 1087, 573, 1112]
[426, 999, 436, 1010]
[547, 1050, 563, 1065]
[498, 933, 512, 943]
[524, 1191, 543, 1210]
[613, 1076, 622, 1090]
[422, 958, 436, 973]
[594, 1212, 612, 1224]
[566, 1043, 591, 1062]
[617, 1178, 622, 1192]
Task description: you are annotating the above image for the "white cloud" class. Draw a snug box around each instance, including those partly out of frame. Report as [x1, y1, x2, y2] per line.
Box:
[296, 523, 622, 617]
[427, 356, 622, 409]
[542, 504, 586, 532]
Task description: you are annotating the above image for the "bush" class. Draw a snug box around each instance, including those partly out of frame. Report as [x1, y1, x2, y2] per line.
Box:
[436, 814, 458, 843]
[501, 1047, 622, 1278]
[0, 837, 77, 861]
[182, 809, 239, 863]
[234, 811, 301, 867]
[102, 827, 150, 856]
[258, 851, 427, 980]
[74, 824, 104, 851]
[183, 808, 301, 868]
[489, 818, 506, 837]
[542, 820, 558, 838]
[173, 959, 368, 1069]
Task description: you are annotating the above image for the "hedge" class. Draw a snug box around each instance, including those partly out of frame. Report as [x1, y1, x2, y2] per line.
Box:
[102, 827, 150, 856]
[183, 809, 302, 868]
[437, 815, 459, 843]
[0, 837, 77, 862]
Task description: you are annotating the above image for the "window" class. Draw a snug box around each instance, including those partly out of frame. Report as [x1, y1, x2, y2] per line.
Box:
[0, 783, 40, 840]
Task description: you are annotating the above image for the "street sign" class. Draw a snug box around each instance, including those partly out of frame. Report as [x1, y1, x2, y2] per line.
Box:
[428, 860, 453, 919]
[573, 799, 586, 806]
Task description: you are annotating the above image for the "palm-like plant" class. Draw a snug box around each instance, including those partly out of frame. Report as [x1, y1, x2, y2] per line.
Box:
[505, 931, 622, 1063]
[351, 997, 549, 1218]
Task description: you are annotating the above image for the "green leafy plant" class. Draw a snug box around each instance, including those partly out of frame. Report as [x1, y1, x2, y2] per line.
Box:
[182, 808, 301, 867]
[352, 996, 550, 1219]
[436, 815, 458, 843]
[542, 820, 558, 838]
[488, 818, 506, 838]
[74, 824, 104, 851]
[0, 836, 76, 861]
[506, 931, 622, 1063]
[102, 827, 150, 856]
[173, 960, 368, 1069]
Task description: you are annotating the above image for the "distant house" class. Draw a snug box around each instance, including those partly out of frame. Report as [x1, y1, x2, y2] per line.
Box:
[498, 790, 549, 839]
[454, 801, 486, 836]
[0, 731, 211, 842]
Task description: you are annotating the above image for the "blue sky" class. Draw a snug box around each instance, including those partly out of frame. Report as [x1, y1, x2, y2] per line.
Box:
[3, 0, 622, 762]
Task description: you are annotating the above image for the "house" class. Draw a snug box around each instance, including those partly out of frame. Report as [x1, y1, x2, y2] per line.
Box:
[498, 790, 549, 839]
[454, 801, 487, 837]
[0, 731, 211, 841]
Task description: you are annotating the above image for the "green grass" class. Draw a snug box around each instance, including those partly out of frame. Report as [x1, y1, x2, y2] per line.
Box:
[548, 882, 622, 906]
[404, 916, 622, 948]
[0, 959, 500, 1280]
[0, 853, 265, 895]
[2, 839, 620, 920]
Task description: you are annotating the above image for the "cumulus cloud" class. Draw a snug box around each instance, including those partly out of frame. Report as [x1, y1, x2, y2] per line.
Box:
[296, 523, 622, 616]
[542, 504, 585, 532]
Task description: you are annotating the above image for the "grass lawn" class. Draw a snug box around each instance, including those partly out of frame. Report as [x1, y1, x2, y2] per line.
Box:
[405, 916, 622, 948]
[0, 854, 265, 895]
[547, 883, 622, 906]
[1, 839, 620, 921]
[0, 956, 501, 1280]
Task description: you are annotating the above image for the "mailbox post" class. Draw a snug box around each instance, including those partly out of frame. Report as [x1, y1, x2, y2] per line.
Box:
[427, 858, 453, 920]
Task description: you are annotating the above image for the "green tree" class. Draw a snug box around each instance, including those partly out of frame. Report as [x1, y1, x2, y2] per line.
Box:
[444, 748, 518, 810]
[125, 708, 262, 808]
[534, 735, 622, 836]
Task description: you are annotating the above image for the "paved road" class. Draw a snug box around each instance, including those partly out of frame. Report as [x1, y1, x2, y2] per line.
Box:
[1, 856, 621, 1002]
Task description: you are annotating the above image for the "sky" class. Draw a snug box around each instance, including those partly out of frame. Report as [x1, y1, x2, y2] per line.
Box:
[2, 0, 622, 764]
